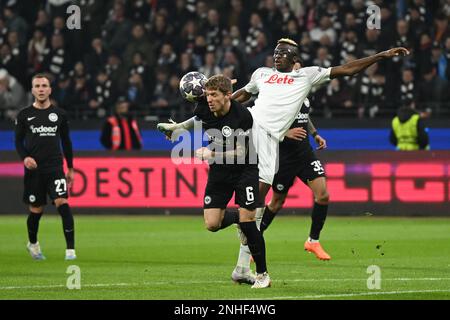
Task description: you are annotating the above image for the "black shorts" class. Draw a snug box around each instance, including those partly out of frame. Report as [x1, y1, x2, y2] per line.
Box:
[23, 169, 68, 206]
[272, 149, 326, 194]
[203, 165, 260, 210]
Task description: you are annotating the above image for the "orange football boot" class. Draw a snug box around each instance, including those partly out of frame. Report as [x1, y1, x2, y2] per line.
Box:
[304, 240, 331, 260]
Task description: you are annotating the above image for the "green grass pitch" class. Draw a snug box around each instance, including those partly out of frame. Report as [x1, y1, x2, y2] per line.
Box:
[0, 215, 449, 300]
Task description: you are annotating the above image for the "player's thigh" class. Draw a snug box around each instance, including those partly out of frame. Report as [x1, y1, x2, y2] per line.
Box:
[46, 170, 69, 203]
[268, 191, 288, 213]
[235, 165, 260, 211]
[307, 176, 329, 203]
[23, 170, 47, 206]
[203, 178, 234, 210]
[272, 159, 298, 195]
[238, 207, 256, 222]
[252, 124, 279, 185]
[298, 152, 326, 186]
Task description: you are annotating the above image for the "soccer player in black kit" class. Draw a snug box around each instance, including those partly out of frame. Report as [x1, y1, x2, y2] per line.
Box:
[261, 98, 331, 260]
[158, 75, 271, 288]
[15, 74, 76, 261]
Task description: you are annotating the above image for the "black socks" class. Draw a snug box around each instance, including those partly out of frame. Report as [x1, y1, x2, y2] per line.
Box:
[310, 202, 328, 240]
[218, 210, 239, 230]
[239, 221, 267, 274]
[57, 204, 75, 249]
[260, 206, 277, 233]
[27, 212, 42, 244]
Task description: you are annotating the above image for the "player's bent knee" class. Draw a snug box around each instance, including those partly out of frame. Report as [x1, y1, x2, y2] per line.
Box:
[54, 198, 68, 207]
[29, 206, 43, 214]
[205, 223, 220, 232]
[316, 191, 329, 204]
[269, 196, 285, 213]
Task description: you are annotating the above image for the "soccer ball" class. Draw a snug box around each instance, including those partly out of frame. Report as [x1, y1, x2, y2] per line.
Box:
[179, 71, 207, 102]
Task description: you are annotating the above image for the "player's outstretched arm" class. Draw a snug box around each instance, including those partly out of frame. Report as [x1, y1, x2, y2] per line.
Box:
[330, 47, 410, 79]
[231, 88, 252, 103]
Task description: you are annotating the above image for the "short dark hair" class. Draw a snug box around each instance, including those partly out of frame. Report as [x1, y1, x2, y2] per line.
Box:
[205, 75, 232, 95]
[32, 73, 52, 85]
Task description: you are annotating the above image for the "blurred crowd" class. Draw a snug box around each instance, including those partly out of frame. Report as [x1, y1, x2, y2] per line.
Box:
[0, 0, 449, 121]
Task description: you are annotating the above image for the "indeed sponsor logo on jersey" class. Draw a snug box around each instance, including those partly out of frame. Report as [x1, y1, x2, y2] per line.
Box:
[295, 112, 309, 123]
[264, 74, 294, 84]
[30, 125, 58, 135]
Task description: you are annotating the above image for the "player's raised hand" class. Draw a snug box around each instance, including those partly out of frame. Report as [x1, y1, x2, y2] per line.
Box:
[315, 134, 327, 150]
[24, 157, 37, 170]
[380, 47, 410, 58]
[285, 127, 307, 141]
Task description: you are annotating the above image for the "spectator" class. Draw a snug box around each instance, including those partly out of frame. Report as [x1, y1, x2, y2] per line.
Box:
[400, 69, 416, 107]
[6, 30, 27, 85]
[42, 33, 71, 76]
[258, 0, 283, 45]
[129, 51, 151, 88]
[177, 19, 198, 54]
[245, 13, 264, 55]
[339, 29, 358, 64]
[248, 32, 271, 72]
[123, 24, 155, 69]
[354, 63, 385, 118]
[228, 0, 250, 35]
[34, 10, 51, 36]
[3, 4, 28, 46]
[326, 78, 355, 117]
[52, 73, 72, 110]
[84, 38, 108, 76]
[148, 13, 174, 55]
[0, 68, 27, 120]
[0, 17, 9, 47]
[100, 97, 143, 150]
[126, 73, 149, 111]
[417, 65, 450, 114]
[176, 52, 196, 78]
[389, 106, 429, 150]
[202, 9, 222, 50]
[27, 28, 48, 77]
[309, 16, 337, 46]
[66, 73, 91, 116]
[102, 1, 133, 55]
[150, 67, 171, 116]
[156, 43, 177, 74]
[199, 51, 221, 78]
[88, 69, 115, 116]
[104, 52, 127, 93]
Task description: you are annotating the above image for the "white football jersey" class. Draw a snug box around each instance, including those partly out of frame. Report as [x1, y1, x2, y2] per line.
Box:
[244, 66, 331, 140]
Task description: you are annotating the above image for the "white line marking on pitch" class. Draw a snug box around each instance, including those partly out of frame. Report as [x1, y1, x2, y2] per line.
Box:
[255, 289, 450, 300]
[0, 278, 449, 290]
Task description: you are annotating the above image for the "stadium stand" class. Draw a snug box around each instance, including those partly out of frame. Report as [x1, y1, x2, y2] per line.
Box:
[0, 0, 449, 122]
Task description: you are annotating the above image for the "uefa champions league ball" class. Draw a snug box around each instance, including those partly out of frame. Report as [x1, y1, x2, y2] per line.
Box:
[179, 71, 207, 102]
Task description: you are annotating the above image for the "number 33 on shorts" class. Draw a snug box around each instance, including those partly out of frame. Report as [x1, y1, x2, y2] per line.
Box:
[311, 160, 325, 175]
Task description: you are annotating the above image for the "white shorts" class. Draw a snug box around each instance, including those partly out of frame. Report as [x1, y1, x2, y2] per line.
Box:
[251, 122, 279, 185]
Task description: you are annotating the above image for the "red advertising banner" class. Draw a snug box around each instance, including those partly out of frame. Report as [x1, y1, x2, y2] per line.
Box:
[1, 152, 449, 215]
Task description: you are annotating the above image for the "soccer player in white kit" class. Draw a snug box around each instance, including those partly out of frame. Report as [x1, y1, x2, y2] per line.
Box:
[230, 38, 409, 275]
